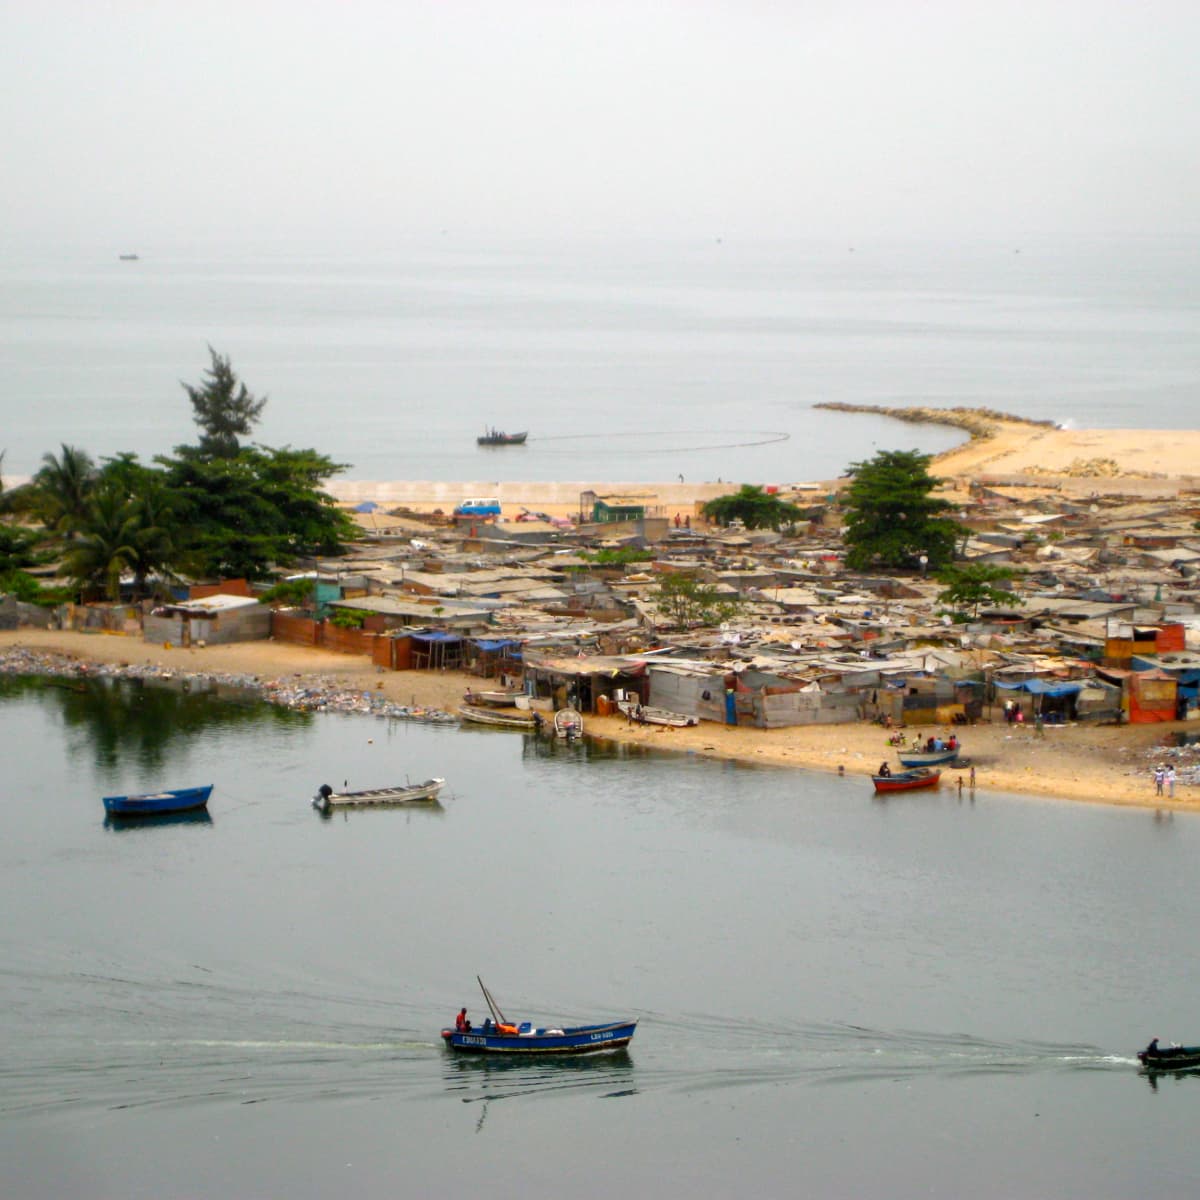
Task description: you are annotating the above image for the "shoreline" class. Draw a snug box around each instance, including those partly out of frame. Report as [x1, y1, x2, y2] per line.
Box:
[3, 630, 1195, 815]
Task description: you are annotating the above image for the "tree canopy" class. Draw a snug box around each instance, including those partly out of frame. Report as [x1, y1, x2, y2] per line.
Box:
[182, 346, 268, 458]
[702, 485, 804, 531]
[935, 563, 1023, 620]
[653, 573, 740, 627]
[840, 449, 966, 571]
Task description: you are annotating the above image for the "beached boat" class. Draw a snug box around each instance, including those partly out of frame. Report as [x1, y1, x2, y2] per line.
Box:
[477, 428, 528, 446]
[313, 778, 445, 813]
[554, 707, 584, 739]
[897, 747, 960, 767]
[872, 768, 941, 794]
[1138, 1042, 1200, 1071]
[458, 704, 541, 730]
[441, 978, 636, 1056]
[615, 699, 698, 727]
[102, 784, 213, 816]
[463, 688, 526, 707]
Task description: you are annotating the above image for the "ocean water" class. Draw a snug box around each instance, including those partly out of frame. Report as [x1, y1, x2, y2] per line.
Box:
[3, 674, 1200, 1198]
[2, 235, 1197, 484]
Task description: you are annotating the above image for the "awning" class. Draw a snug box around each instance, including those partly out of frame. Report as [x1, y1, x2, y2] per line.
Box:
[993, 679, 1083, 697]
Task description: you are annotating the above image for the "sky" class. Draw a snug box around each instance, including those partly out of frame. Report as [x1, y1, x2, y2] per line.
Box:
[2, 0, 1199, 249]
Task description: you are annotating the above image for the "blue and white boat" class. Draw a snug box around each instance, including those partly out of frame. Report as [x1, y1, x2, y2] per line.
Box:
[441, 978, 636, 1056]
[897, 747, 960, 768]
[102, 784, 213, 816]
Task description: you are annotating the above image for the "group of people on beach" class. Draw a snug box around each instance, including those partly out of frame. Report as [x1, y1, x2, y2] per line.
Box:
[1154, 764, 1177, 798]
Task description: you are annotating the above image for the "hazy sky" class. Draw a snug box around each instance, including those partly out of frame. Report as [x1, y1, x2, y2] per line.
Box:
[3, 0, 1198, 248]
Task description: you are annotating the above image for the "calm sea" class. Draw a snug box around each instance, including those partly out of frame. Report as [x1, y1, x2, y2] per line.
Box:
[2, 235, 1198, 483]
[2, 675, 1198, 1198]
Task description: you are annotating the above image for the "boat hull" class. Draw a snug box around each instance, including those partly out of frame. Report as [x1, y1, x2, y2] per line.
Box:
[1138, 1046, 1200, 1071]
[477, 432, 528, 445]
[313, 779, 445, 812]
[896, 749, 960, 767]
[615, 700, 697, 727]
[441, 1021, 636, 1055]
[102, 784, 213, 816]
[458, 704, 540, 729]
[873, 769, 941, 793]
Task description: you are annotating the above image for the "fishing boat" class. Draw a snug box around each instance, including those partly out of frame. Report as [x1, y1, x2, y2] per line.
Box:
[462, 688, 526, 708]
[1138, 1041, 1200, 1071]
[553, 707, 584, 739]
[441, 978, 636, 1056]
[102, 784, 213, 816]
[896, 747, 960, 767]
[458, 703, 542, 730]
[872, 768, 941, 794]
[312, 778, 445, 813]
[615, 698, 698, 727]
[477, 428, 528, 446]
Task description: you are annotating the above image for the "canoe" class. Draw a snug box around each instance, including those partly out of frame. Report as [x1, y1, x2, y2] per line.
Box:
[872, 768, 941, 794]
[458, 704, 541, 729]
[463, 689, 526, 707]
[477, 430, 528, 446]
[1138, 1044, 1200, 1071]
[102, 784, 213, 816]
[443, 977, 635, 1056]
[615, 699, 698, 727]
[896, 748, 960, 767]
[313, 778, 445, 812]
[441, 1020, 637, 1055]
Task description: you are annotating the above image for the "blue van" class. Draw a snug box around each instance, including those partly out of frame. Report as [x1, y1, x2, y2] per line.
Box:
[455, 496, 501, 517]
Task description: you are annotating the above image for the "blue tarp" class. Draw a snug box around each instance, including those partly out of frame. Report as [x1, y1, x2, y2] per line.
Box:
[994, 679, 1083, 696]
[410, 630, 462, 643]
[473, 638, 521, 652]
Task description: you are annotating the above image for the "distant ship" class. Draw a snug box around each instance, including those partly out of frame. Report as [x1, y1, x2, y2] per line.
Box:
[477, 428, 528, 446]
[118, 253, 140, 261]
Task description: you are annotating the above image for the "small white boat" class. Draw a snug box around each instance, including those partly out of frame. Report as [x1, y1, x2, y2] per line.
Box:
[615, 699, 698, 727]
[458, 704, 541, 729]
[553, 707, 584, 739]
[313, 779, 445, 812]
[463, 688, 526, 707]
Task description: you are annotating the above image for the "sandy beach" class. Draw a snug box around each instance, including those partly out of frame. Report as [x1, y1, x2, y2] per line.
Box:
[4, 629, 1195, 813]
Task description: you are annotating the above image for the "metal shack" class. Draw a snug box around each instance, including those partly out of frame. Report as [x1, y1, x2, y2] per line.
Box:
[143, 594, 271, 646]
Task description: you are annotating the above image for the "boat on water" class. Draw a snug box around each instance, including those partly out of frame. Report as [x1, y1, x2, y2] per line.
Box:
[102, 784, 213, 816]
[1138, 1040, 1200, 1071]
[118, 253, 140, 261]
[477, 428, 528, 446]
[615, 698, 698, 727]
[897, 747, 960, 767]
[553, 707, 584, 739]
[872, 768, 941, 794]
[313, 778, 445, 813]
[441, 977, 636, 1057]
[458, 703, 542, 730]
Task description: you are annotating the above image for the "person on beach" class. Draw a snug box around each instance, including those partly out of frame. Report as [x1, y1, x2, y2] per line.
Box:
[1154, 766, 1165, 796]
[1166, 764, 1176, 798]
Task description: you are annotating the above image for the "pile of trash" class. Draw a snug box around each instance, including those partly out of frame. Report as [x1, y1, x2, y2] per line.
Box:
[0, 648, 458, 726]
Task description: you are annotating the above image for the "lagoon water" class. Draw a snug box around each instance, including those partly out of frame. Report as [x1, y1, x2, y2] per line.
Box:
[3, 675, 1200, 1197]
[3, 235, 1199, 483]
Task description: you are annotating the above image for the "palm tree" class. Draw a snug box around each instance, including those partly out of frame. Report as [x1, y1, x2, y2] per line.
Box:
[61, 480, 139, 601]
[33, 444, 97, 540]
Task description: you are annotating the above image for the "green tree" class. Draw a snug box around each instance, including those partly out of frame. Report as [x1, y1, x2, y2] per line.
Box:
[935, 563, 1023, 619]
[60, 478, 140, 600]
[703, 485, 804, 531]
[32, 443, 97, 540]
[841, 449, 966, 571]
[182, 346, 268, 458]
[653, 573, 740, 627]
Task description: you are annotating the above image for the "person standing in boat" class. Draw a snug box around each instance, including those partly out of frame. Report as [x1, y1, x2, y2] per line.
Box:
[878, 762, 891, 777]
[455, 1007, 471, 1033]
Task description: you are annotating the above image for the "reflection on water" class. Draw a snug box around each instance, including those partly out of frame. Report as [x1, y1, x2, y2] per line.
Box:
[0, 673, 308, 772]
[313, 801, 446, 822]
[103, 809, 214, 833]
[442, 1046, 638, 1118]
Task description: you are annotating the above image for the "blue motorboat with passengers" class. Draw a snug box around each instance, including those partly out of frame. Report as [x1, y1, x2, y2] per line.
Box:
[441, 977, 636, 1056]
